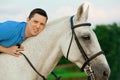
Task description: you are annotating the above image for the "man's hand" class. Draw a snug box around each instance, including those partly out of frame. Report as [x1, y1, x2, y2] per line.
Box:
[0, 45, 24, 57]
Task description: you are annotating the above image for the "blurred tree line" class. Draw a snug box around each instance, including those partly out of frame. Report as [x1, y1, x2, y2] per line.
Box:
[57, 23, 120, 80]
[94, 23, 120, 80]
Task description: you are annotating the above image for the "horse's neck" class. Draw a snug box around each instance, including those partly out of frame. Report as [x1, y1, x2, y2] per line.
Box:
[22, 17, 69, 77]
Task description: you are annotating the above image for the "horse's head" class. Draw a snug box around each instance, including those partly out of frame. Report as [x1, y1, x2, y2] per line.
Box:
[60, 3, 110, 80]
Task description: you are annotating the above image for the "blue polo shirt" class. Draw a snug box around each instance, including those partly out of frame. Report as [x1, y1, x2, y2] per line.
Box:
[0, 21, 26, 47]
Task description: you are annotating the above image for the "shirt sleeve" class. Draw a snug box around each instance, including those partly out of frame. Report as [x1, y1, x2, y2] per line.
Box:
[0, 21, 17, 42]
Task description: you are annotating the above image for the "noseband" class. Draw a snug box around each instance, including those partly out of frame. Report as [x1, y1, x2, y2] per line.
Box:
[66, 16, 104, 79]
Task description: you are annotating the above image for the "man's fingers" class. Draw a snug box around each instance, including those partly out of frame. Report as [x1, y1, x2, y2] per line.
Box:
[10, 52, 19, 57]
[15, 52, 21, 55]
[16, 44, 24, 49]
[14, 52, 21, 57]
[10, 50, 22, 57]
[20, 45, 24, 49]
[16, 48, 24, 52]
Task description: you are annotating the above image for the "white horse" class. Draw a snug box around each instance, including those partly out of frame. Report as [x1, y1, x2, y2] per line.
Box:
[0, 3, 110, 80]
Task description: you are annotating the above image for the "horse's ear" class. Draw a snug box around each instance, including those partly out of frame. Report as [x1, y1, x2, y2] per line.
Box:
[74, 3, 89, 22]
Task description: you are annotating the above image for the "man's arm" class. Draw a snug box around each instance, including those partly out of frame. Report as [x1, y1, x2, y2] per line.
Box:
[0, 45, 24, 57]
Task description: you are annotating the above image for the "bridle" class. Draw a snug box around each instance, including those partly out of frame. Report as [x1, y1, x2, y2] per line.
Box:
[18, 16, 104, 80]
[66, 16, 104, 80]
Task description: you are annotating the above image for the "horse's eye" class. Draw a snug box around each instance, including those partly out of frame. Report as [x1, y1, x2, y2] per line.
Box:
[81, 35, 90, 40]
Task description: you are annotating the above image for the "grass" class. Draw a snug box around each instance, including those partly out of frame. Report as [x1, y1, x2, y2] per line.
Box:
[47, 64, 88, 80]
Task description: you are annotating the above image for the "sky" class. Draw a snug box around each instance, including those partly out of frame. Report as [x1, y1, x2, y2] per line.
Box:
[0, 0, 120, 26]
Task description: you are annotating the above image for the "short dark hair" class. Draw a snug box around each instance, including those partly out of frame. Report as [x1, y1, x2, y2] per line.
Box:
[28, 8, 48, 20]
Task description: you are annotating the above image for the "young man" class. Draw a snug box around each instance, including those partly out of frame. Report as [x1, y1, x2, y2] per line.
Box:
[0, 8, 48, 57]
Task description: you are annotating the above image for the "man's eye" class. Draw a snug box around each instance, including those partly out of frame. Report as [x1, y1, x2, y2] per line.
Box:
[33, 21, 38, 23]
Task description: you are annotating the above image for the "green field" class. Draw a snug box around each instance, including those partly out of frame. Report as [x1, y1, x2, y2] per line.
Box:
[47, 64, 88, 80]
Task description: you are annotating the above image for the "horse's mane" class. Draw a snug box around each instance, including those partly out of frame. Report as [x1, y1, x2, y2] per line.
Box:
[46, 16, 69, 27]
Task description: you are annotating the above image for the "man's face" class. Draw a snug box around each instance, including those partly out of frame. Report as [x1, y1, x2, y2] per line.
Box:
[26, 13, 47, 37]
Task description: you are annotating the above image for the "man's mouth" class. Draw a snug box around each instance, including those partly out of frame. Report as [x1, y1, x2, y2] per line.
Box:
[33, 29, 39, 33]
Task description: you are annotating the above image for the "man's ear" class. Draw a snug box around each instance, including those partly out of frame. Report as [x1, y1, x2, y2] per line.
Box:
[26, 17, 30, 22]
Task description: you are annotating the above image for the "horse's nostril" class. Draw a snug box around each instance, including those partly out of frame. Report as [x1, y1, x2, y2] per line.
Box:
[103, 71, 108, 77]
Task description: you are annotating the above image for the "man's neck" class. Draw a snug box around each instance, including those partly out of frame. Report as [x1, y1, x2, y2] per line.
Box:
[25, 26, 31, 38]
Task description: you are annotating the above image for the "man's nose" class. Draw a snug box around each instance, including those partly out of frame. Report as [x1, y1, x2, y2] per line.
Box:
[36, 24, 40, 28]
